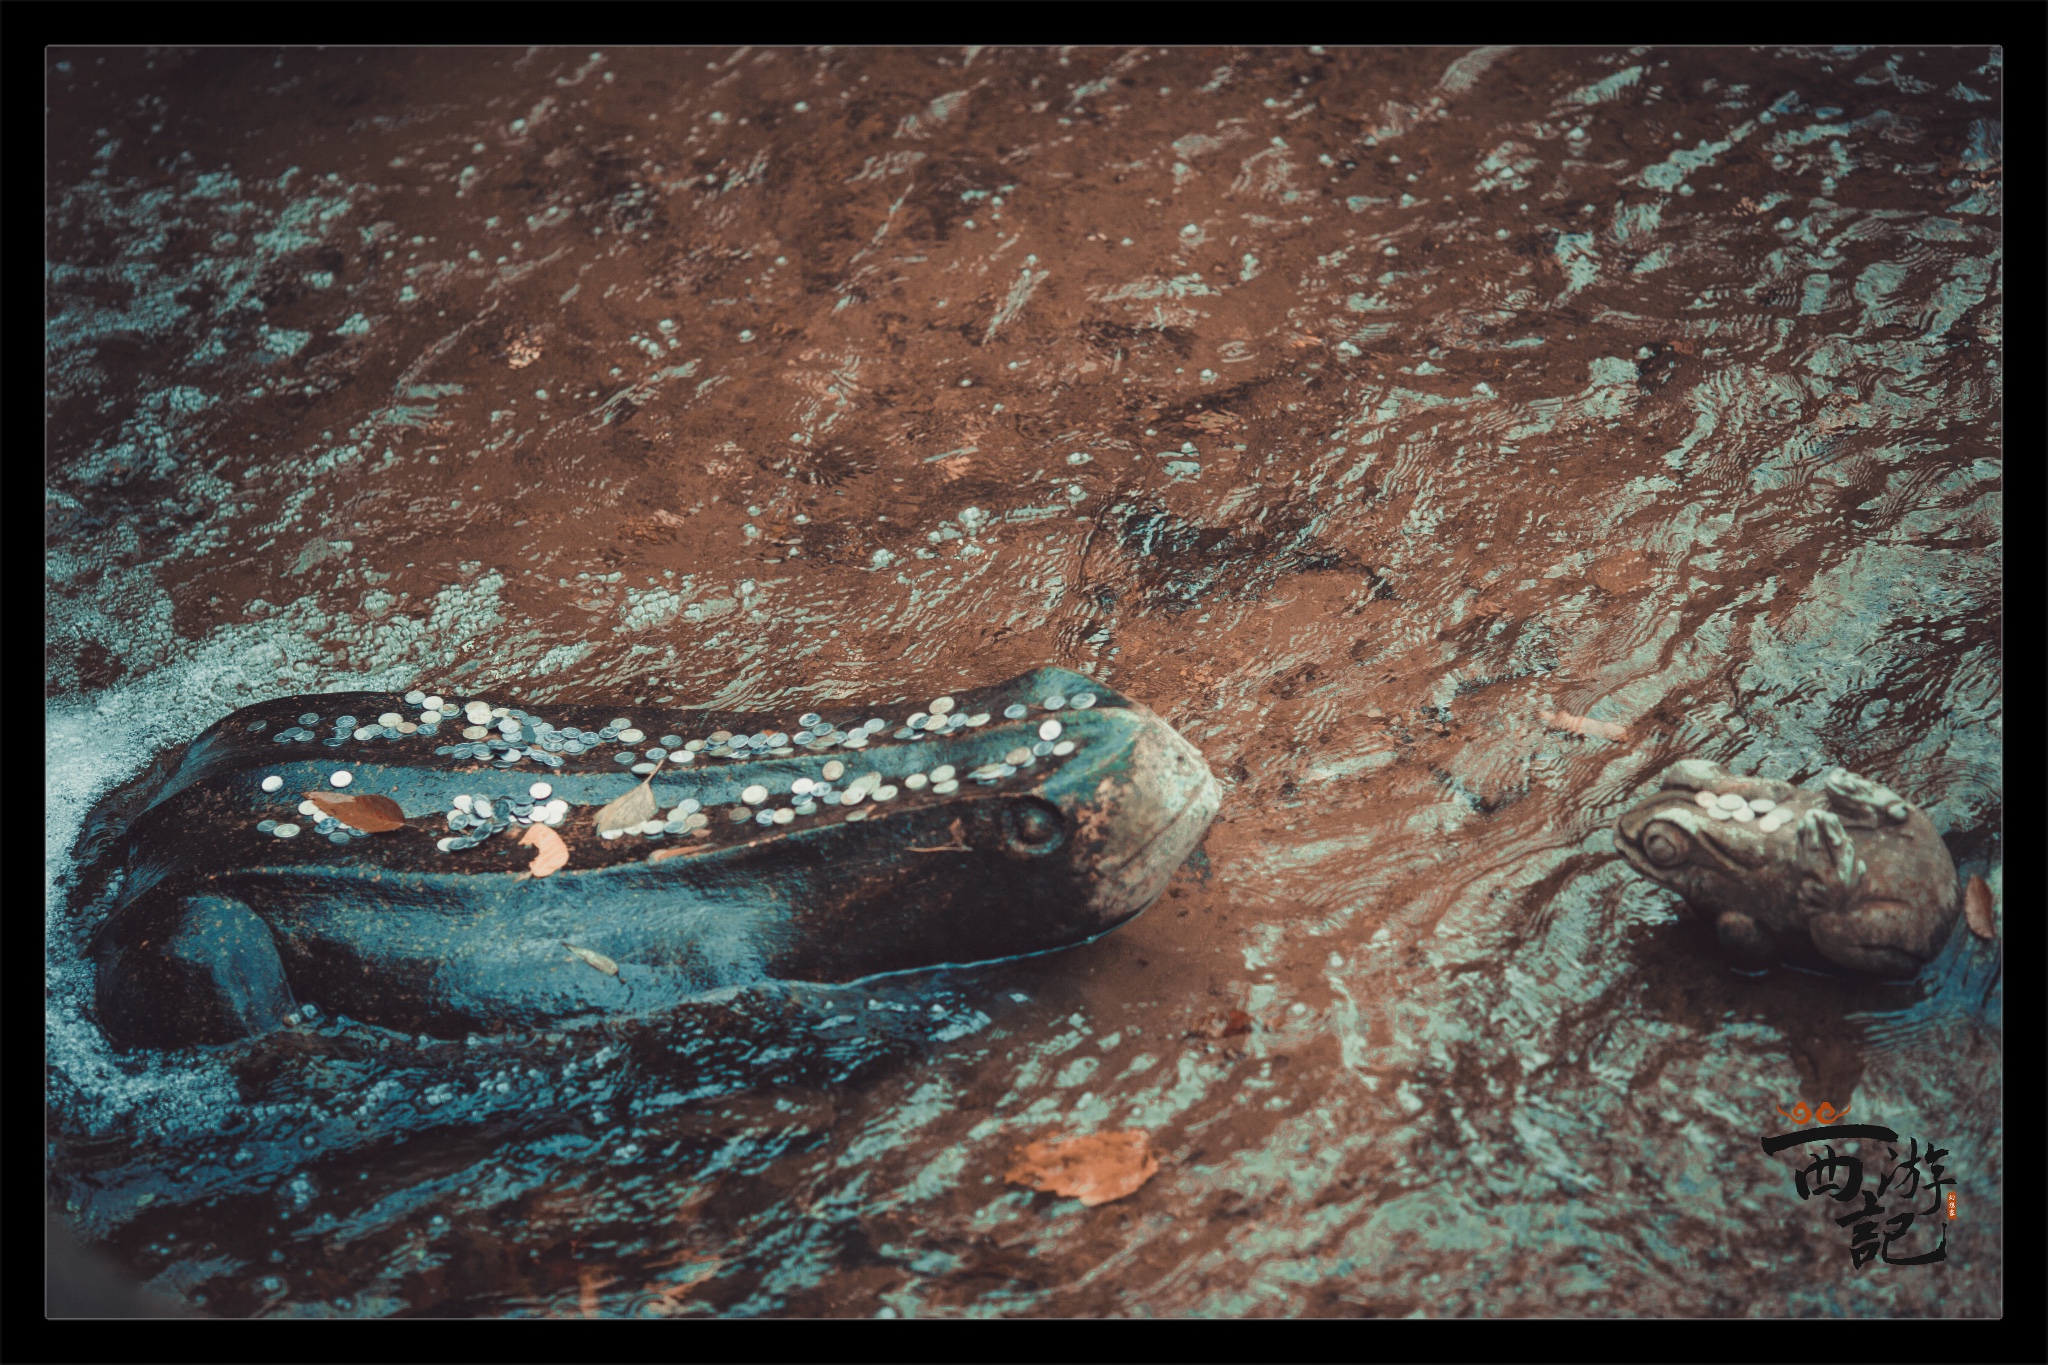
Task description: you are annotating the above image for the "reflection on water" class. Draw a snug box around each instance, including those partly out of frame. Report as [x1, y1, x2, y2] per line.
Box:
[46, 45, 2000, 1316]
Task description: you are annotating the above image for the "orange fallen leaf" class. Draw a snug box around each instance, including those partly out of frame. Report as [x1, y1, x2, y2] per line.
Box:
[1538, 709, 1628, 742]
[648, 846, 697, 862]
[518, 823, 570, 877]
[306, 791, 407, 833]
[1964, 874, 1996, 940]
[1005, 1130, 1160, 1207]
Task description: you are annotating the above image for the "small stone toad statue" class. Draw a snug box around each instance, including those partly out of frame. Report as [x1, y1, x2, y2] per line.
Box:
[1613, 759, 1960, 977]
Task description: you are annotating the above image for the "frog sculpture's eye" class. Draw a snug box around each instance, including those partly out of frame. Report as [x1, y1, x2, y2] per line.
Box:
[1641, 820, 1690, 868]
[1000, 799, 1067, 857]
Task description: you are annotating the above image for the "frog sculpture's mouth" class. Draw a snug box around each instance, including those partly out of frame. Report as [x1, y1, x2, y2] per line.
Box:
[1079, 708, 1224, 927]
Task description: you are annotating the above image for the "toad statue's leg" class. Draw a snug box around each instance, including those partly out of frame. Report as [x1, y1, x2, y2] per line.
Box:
[93, 894, 297, 1049]
[1714, 909, 1777, 969]
[1807, 903, 1926, 979]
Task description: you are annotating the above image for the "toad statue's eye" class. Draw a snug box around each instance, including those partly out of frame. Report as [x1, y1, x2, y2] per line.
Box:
[1642, 821, 1688, 867]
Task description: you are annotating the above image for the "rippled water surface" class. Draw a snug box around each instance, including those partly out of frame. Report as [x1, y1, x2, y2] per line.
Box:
[46, 46, 2002, 1317]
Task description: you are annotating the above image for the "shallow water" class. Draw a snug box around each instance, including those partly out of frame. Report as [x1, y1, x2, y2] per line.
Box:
[46, 45, 2002, 1317]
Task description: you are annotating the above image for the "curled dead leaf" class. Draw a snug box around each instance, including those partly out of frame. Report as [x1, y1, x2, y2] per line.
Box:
[1538, 709, 1628, 742]
[518, 823, 570, 877]
[1005, 1130, 1159, 1207]
[1188, 1009, 1253, 1041]
[594, 776, 657, 835]
[1964, 874, 1996, 940]
[564, 943, 619, 977]
[306, 791, 407, 833]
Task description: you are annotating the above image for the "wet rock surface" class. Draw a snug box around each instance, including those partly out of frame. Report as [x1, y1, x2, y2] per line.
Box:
[47, 46, 2000, 1317]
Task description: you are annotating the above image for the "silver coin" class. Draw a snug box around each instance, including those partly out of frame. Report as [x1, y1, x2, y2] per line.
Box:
[261, 775, 284, 793]
[755, 809, 777, 826]
[257, 819, 278, 832]
[864, 718, 887, 733]
[873, 785, 899, 801]
[616, 754, 638, 765]
[1071, 692, 1097, 709]
[336, 715, 358, 728]
[929, 764, 956, 782]
[773, 807, 795, 825]
[1004, 704, 1028, 720]
[967, 712, 990, 726]
[274, 823, 301, 838]
[822, 761, 847, 781]
[1731, 805, 1755, 823]
[530, 782, 553, 800]
[454, 795, 474, 811]
[904, 773, 929, 790]
[475, 799, 494, 818]
[670, 751, 694, 765]
[844, 808, 870, 822]
[1693, 791, 1719, 810]
[663, 820, 686, 834]
[300, 713, 321, 726]
[1052, 740, 1075, 756]
[1039, 719, 1063, 741]
[1033, 741, 1054, 756]
[1707, 805, 1732, 821]
[422, 696, 443, 711]
[436, 837, 457, 852]
[273, 732, 293, 744]
[907, 712, 930, 730]
[330, 771, 354, 788]
[404, 691, 425, 705]
[742, 784, 769, 805]
[799, 712, 822, 728]
[1748, 798, 1777, 814]
[794, 800, 817, 816]
[631, 762, 657, 775]
[610, 718, 633, 730]
[929, 696, 956, 716]
[1715, 793, 1747, 812]
[921, 715, 947, 731]
[1005, 747, 1032, 765]
[646, 747, 668, 761]
[620, 728, 646, 744]
[931, 779, 960, 795]
[661, 735, 683, 748]
[792, 777, 815, 796]
[328, 831, 350, 845]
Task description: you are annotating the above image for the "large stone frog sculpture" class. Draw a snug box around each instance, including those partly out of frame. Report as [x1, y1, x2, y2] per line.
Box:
[85, 667, 1222, 1049]
[1612, 759, 1959, 977]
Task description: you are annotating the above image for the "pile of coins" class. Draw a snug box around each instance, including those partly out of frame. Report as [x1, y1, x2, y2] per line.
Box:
[1692, 789, 1796, 833]
[252, 686, 1103, 852]
[437, 783, 571, 853]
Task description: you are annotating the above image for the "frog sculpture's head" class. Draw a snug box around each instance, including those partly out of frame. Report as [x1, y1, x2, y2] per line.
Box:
[1611, 759, 1815, 929]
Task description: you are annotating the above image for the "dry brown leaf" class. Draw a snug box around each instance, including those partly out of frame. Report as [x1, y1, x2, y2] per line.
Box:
[518, 823, 570, 877]
[1188, 1009, 1253, 1041]
[1538, 710, 1628, 742]
[648, 846, 693, 863]
[594, 777, 657, 835]
[564, 943, 619, 976]
[306, 791, 407, 833]
[1964, 874, 1996, 940]
[1005, 1131, 1159, 1207]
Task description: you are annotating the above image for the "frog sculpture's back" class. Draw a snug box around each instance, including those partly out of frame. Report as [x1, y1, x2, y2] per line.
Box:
[1612, 758, 1960, 977]
[87, 668, 1222, 1048]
